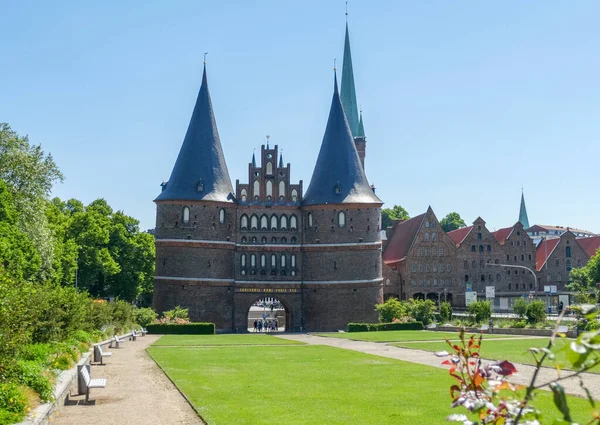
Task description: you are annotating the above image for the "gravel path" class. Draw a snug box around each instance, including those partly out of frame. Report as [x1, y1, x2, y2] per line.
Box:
[53, 334, 204, 425]
[276, 334, 600, 400]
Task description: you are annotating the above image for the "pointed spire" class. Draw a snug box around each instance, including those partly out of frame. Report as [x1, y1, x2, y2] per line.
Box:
[341, 21, 359, 137]
[252, 150, 256, 168]
[519, 189, 530, 229]
[357, 109, 365, 138]
[155, 63, 234, 202]
[278, 151, 284, 168]
[303, 71, 381, 206]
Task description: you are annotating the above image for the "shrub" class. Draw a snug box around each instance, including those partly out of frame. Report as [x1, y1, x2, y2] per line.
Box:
[163, 306, 190, 322]
[512, 297, 528, 319]
[468, 300, 492, 323]
[110, 300, 136, 333]
[146, 323, 215, 335]
[15, 360, 53, 402]
[525, 300, 547, 324]
[407, 299, 437, 325]
[439, 302, 452, 323]
[18, 343, 52, 364]
[375, 298, 407, 323]
[348, 322, 424, 332]
[134, 307, 158, 328]
[512, 320, 527, 328]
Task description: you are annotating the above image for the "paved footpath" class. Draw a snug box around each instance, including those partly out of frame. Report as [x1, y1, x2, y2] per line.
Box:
[276, 334, 600, 400]
[53, 334, 204, 425]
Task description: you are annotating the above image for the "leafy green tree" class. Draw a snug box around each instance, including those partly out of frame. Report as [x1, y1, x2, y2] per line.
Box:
[566, 251, 600, 302]
[468, 300, 492, 323]
[525, 300, 547, 324]
[381, 205, 410, 229]
[375, 297, 407, 323]
[439, 301, 452, 323]
[440, 212, 467, 233]
[513, 297, 528, 319]
[407, 298, 436, 325]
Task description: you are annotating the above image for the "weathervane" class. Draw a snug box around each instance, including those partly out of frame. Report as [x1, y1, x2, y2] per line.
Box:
[204, 52, 208, 64]
[345, 1, 348, 20]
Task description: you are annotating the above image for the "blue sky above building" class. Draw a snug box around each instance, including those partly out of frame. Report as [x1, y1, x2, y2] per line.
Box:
[1, 1, 598, 232]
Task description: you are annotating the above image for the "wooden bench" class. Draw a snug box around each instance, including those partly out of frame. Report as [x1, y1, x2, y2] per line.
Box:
[79, 365, 106, 403]
[110, 335, 126, 348]
[93, 344, 112, 365]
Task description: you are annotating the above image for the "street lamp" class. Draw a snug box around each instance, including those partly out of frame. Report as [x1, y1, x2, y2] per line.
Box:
[485, 263, 538, 289]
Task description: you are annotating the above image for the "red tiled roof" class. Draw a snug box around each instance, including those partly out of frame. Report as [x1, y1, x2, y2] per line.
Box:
[576, 236, 600, 258]
[447, 226, 473, 245]
[536, 238, 560, 271]
[492, 226, 513, 245]
[382, 213, 426, 264]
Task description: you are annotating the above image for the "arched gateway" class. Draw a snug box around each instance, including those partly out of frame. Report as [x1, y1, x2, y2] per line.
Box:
[153, 27, 383, 332]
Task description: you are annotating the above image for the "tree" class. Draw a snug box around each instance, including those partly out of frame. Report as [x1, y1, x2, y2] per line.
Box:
[440, 212, 467, 232]
[375, 297, 407, 323]
[567, 250, 600, 302]
[381, 205, 410, 229]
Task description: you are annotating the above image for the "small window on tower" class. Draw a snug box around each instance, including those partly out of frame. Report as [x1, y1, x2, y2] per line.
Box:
[196, 180, 204, 192]
[182, 207, 190, 224]
[334, 182, 342, 195]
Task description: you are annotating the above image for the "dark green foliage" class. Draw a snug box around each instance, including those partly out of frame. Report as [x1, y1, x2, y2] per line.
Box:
[440, 212, 467, 233]
[15, 360, 53, 402]
[146, 323, 216, 335]
[439, 302, 452, 322]
[525, 300, 547, 324]
[407, 299, 437, 326]
[347, 322, 424, 332]
[381, 205, 410, 229]
[468, 300, 492, 323]
[0, 383, 27, 420]
[513, 297, 528, 319]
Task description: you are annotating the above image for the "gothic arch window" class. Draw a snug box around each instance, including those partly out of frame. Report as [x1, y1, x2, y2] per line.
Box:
[479, 245, 484, 253]
[260, 215, 268, 230]
[253, 180, 260, 198]
[566, 259, 572, 272]
[291, 189, 298, 202]
[425, 221, 430, 228]
[281, 237, 287, 243]
[240, 189, 247, 202]
[219, 209, 225, 224]
[250, 215, 258, 230]
[424, 232, 429, 241]
[464, 275, 469, 282]
[487, 245, 491, 252]
[266, 162, 273, 175]
[432, 232, 437, 241]
[279, 181, 286, 199]
[290, 215, 298, 231]
[338, 211, 346, 228]
[182, 207, 190, 224]
[566, 246, 572, 258]
[251, 254, 256, 267]
[240, 215, 248, 230]
[241, 236, 247, 243]
[515, 283, 519, 290]
[271, 236, 277, 243]
[555, 259, 560, 267]
[266, 181, 273, 198]
[280, 215, 288, 230]
[261, 236, 267, 243]
[252, 236, 257, 244]
[261, 254, 266, 268]
[433, 279, 438, 286]
[281, 254, 286, 268]
[271, 254, 277, 268]
[241, 254, 246, 267]
[271, 215, 278, 231]
[291, 255, 296, 268]
[308, 213, 313, 227]
[291, 236, 297, 244]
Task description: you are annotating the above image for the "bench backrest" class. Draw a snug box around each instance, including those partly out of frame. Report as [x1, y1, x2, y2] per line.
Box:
[557, 326, 569, 333]
[480, 324, 489, 330]
[80, 366, 91, 386]
[132, 330, 137, 336]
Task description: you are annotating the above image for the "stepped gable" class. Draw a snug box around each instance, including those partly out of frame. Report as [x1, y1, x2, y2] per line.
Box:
[302, 72, 381, 206]
[382, 213, 427, 264]
[156, 64, 233, 202]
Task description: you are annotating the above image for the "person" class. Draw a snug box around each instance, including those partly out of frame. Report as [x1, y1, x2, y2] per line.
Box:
[558, 301, 564, 314]
[257, 320, 262, 332]
[253, 320, 257, 332]
[488, 318, 494, 334]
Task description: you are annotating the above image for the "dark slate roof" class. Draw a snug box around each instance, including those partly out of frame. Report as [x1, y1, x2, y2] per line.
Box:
[155, 65, 233, 203]
[302, 73, 381, 206]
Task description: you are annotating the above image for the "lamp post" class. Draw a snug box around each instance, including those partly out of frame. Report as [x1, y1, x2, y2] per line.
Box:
[485, 263, 538, 289]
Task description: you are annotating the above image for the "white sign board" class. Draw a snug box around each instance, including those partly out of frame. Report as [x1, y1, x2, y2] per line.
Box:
[486, 286, 495, 299]
[550, 285, 557, 294]
[544, 285, 551, 294]
[465, 291, 478, 306]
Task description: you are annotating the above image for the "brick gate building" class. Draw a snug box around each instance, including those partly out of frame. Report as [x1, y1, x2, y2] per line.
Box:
[153, 23, 383, 332]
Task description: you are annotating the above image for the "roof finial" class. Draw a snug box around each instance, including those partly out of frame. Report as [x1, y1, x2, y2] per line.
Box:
[266, 134, 270, 149]
[203, 52, 208, 64]
[334, 58, 336, 71]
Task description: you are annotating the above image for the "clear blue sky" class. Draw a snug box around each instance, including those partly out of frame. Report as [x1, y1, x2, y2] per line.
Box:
[1, 1, 599, 233]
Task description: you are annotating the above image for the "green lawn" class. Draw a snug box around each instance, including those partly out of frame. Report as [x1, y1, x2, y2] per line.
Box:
[148, 344, 594, 425]
[392, 337, 600, 373]
[151, 334, 304, 346]
[315, 330, 521, 343]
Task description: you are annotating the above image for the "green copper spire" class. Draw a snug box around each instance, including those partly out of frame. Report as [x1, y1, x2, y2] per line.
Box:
[519, 189, 530, 229]
[357, 110, 365, 138]
[341, 22, 359, 137]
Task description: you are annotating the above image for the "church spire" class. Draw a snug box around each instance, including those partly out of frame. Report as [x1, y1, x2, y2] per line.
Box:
[155, 63, 233, 202]
[357, 110, 365, 138]
[340, 21, 359, 137]
[278, 152, 284, 168]
[519, 189, 530, 229]
[252, 150, 256, 168]
[303, 71, 381, 206]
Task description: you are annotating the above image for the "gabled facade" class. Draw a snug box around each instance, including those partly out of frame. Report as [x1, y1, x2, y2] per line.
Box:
[536, 231, 590, 292]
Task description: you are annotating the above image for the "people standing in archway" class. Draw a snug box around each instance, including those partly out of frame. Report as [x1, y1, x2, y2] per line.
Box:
[257, 320, 262, 332]
[253, 319, 258, 332]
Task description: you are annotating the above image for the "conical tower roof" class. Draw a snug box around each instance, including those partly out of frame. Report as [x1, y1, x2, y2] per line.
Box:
[155, 64, 233, 202]
[341, 22, 359, 137]
[303, 72, 381, 206]
[519, 190, 530, 229]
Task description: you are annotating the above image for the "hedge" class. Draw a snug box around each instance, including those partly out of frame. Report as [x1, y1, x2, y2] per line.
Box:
[146, 323, 215, 335]
[347, 322, 424, 332]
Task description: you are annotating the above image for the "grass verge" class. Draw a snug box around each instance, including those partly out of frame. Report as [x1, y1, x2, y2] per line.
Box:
[151, 334, 304, 347]
[314, 330, 521, 343]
